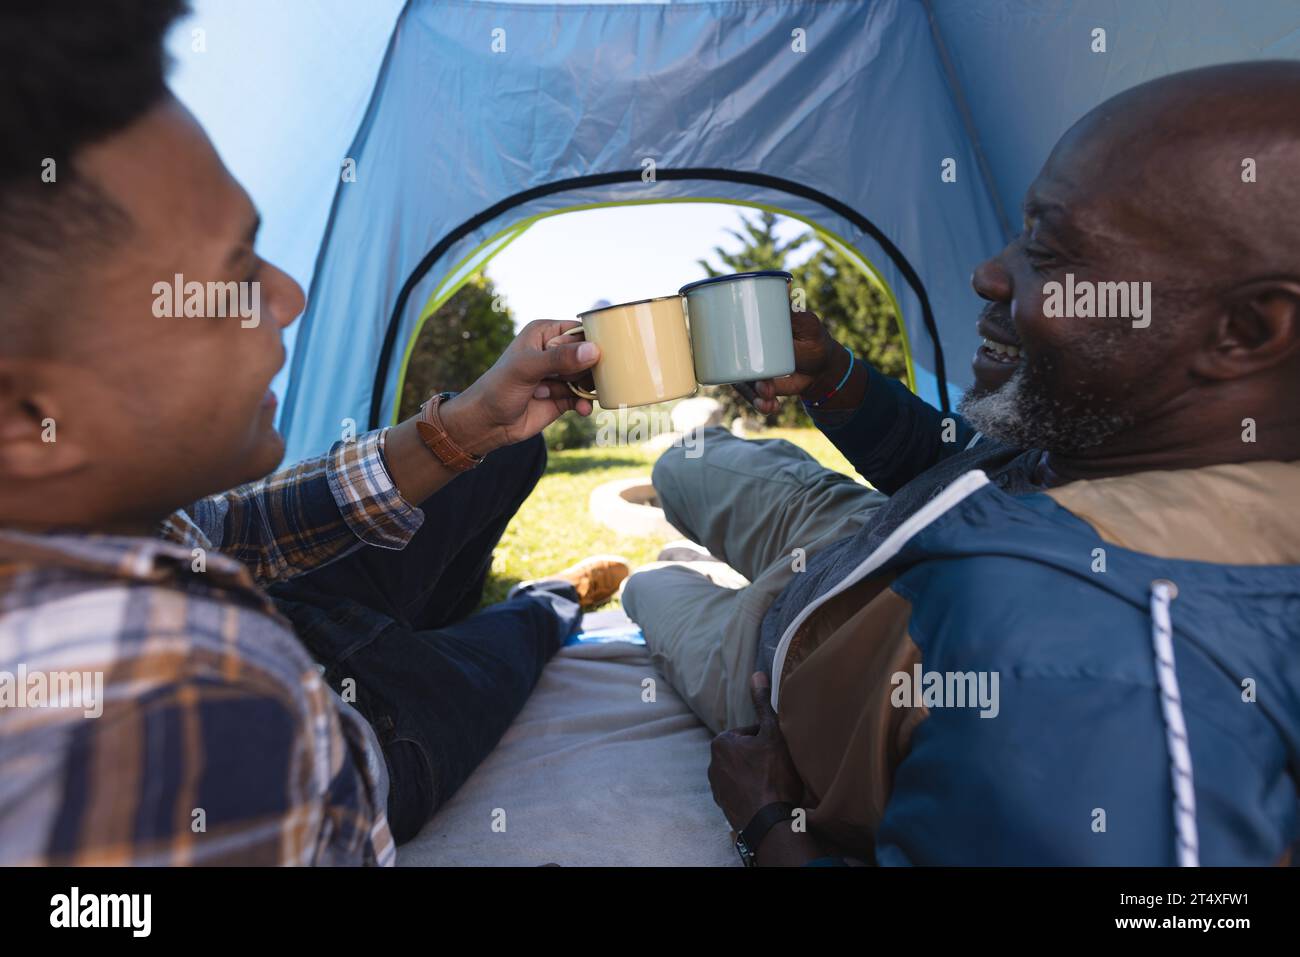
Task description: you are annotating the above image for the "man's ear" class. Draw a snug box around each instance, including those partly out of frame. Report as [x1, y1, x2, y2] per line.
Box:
[1194, 279, 1300, 380]
[0, 364, 88, 481]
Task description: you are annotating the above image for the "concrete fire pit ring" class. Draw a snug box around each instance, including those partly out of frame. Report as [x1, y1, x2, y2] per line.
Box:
[589, 476, 678, 538]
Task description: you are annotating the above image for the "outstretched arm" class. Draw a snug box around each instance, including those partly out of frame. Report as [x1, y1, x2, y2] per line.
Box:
[185, 319, 601, 585]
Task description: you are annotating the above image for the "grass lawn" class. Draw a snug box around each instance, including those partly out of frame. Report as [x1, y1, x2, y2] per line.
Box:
[484, 426, 860, 608]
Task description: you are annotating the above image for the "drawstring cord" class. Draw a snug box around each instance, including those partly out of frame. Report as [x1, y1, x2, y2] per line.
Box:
[1150, 579, 1199, 867]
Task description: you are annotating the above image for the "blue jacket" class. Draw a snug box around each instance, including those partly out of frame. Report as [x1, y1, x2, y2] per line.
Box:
[770, 368, 1299, 865]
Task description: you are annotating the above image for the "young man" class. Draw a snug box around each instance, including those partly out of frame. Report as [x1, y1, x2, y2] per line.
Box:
[0, 2, 625, 864]
[623, 62, 1300, 865]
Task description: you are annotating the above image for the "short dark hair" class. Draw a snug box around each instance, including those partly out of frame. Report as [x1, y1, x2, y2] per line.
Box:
[0, 0, 188, 352]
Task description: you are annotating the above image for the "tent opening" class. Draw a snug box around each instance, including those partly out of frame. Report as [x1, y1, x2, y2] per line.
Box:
[391, 197, 919, 426]
[361, 169, 951, 432]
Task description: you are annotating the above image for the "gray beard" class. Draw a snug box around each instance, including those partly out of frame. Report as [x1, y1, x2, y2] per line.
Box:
[957, 362, 1134, 454]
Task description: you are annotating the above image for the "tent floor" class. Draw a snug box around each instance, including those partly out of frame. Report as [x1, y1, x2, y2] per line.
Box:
[398, 637, 737, 867]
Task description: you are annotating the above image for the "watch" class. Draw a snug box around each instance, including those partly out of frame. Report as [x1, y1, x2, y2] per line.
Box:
[415, 392, 485, 473]
[735, 801, 796, 867]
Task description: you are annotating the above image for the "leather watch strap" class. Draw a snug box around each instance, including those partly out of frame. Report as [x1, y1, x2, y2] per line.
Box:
[735, 801, 796, 867]
[415, 392, 484, 473]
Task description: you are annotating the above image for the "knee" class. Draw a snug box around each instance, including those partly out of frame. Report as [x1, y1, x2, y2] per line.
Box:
[514, 431, 548, 478]
[619, 562, 676, 621]
[620, 563, 675, 621]
[382, 737, 437, 843]
[650, 442, 682, 486]
[491, 432, 547, 490]
[651, 439, 694, 511]
[651, 425, 729, 514]
[620, 567, 648, 617]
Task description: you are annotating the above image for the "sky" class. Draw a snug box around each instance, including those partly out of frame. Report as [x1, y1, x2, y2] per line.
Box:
[484, 203, 816, 331]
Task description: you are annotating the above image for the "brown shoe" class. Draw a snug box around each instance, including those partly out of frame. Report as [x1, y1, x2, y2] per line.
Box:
[549, 554, 631, 609]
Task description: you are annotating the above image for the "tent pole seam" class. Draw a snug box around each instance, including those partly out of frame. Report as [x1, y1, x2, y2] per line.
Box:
[921, 0, 1014, 244]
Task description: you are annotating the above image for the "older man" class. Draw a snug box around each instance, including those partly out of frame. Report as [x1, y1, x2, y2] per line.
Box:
[622, 61, 1300, 866]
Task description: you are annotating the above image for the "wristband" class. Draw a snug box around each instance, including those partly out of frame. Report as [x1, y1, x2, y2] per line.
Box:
[802, 347, 855, 409]
[735, 801, 796, 867]
[415, 392, 485, 473]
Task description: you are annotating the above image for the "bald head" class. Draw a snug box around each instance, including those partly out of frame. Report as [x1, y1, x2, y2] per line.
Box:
[1052, 60, 1300, 283]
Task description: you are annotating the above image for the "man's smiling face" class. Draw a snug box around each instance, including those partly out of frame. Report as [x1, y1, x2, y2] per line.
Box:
[0, 94, 306, 532]
[957, 106, 1216, 456]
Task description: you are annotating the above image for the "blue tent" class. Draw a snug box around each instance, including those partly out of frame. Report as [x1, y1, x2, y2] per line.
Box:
[166, 0, 1300, 463]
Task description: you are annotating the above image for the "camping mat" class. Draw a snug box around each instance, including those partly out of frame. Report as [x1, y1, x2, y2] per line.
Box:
[397, 638, 738, 867]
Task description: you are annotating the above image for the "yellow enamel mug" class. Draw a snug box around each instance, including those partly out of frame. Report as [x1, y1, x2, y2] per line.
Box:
[551, 296, 697, 408]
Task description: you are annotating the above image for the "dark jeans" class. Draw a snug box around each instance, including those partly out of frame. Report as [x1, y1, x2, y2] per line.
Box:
[269, 434, 582, 843]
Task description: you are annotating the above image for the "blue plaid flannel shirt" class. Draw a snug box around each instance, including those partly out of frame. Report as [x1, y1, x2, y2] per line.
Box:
[0, 429, 424, 865]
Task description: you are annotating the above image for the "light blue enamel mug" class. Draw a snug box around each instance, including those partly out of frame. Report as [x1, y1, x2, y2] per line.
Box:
[678, 270, 796, 385]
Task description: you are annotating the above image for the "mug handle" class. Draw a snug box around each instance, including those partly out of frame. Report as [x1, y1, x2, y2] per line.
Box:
[545, 323, 598, 400]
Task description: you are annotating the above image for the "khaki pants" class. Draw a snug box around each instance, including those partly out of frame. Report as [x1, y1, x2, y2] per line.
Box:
[621, 427, 887, 734]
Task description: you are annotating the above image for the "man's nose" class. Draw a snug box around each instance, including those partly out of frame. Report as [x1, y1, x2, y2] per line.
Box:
[265, 263, 306, 330]
[972, 256, 1012, 303]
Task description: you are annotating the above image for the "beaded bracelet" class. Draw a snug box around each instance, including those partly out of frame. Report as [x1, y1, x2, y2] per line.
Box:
[802, 347, 855, 409]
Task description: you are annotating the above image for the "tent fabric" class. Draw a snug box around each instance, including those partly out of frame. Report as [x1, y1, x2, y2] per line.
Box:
[928, 0, 1300, 230]
[272, 0, 1005, 461]
[165, 0, 405, 402]
[167, 0, 1300, 463]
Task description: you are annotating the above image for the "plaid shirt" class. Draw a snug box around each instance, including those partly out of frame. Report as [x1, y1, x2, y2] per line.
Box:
[0, 429, 424, 865]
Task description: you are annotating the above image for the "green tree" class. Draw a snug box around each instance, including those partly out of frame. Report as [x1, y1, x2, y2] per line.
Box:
[694, 211, 904, 426]
[398, 273, 517, 420]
